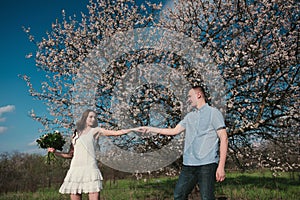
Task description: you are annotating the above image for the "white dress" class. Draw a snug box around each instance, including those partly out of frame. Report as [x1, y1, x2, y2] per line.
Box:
[59, 129, 103, 194]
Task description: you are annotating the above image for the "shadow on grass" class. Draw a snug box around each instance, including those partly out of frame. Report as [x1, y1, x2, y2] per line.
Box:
[102, 174, 299, 200]
[220, 175, 299, 191]
[132, 175, 300, 200]
[132, 178, 228, 200]
[133, 178, 176, 198]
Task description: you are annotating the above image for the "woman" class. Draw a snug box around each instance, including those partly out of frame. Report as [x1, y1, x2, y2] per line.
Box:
[48, 109, 131, 200]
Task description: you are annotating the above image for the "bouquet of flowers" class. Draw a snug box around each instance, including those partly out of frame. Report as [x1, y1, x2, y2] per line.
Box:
[36, 130, 66, 164]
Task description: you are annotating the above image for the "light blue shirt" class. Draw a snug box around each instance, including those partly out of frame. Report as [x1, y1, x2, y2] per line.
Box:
[179, 103, 226, 166]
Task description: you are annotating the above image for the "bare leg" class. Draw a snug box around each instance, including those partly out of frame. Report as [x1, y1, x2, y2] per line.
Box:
[88, 192, 100, 200]
[70, 194, 82, 200]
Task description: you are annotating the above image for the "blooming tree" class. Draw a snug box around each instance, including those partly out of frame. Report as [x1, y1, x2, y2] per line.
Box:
[159, 0, 299, 173]
[22, 0, 162, 131]
[23, 0, 299, 173]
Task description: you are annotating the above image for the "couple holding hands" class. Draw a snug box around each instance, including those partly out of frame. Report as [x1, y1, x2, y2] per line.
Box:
[48, 86, 228, 200]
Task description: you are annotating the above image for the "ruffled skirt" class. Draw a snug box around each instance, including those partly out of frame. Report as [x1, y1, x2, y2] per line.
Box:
[59, 166, 103, 194]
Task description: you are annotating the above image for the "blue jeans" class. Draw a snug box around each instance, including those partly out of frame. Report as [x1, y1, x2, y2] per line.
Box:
[174, 163, 217, 200]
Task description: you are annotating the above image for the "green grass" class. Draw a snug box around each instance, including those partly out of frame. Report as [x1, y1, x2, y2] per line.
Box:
[0, 171, 299, 200]
[216, 171, 300, 200]
[101, 176, 176, 200]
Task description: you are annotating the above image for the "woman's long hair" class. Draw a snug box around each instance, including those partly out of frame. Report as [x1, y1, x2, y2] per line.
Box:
[75, 109, 98, 132]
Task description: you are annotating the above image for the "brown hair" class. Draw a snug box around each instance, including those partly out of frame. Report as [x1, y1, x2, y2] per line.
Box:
[192, 85, 206, 100]
[75, 109, 98, 132]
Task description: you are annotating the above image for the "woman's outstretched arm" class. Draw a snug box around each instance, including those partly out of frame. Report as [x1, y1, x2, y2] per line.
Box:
[48, 144, 74, 159]
[92, 127, 134, 137]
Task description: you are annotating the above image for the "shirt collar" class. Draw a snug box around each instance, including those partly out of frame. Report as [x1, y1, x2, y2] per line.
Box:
[192, 103, 209, 112]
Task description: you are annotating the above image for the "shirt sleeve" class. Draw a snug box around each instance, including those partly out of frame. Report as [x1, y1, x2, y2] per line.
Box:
[178, 114, 188, 129]
[212, 108, 226, 131]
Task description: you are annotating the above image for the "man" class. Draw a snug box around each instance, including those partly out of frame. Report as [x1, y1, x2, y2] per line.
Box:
[140, 86, 228, 200]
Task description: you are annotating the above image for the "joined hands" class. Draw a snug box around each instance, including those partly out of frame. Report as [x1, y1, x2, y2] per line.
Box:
[129, 127, 155, 134]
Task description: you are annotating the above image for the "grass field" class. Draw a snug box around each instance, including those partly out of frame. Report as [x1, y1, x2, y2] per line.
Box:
[0, 171, 299, 200]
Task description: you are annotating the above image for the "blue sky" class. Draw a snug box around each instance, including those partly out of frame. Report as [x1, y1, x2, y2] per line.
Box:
[0, 0, 91, 154]
[0, 0, 171, 154]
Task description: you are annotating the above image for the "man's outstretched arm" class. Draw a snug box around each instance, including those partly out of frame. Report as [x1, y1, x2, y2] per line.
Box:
[138, 124, 185, 136]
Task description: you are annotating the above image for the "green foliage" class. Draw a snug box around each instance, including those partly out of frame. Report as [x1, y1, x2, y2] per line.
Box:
[36, 131, 67, 165]
[216, 171, 300, 200]
[1, 152, 299, 199]
[36, 131, 66, 151]
[101, 177, 176, 199]
[0, 152, 68, 193]
[0, 172, 299, 200]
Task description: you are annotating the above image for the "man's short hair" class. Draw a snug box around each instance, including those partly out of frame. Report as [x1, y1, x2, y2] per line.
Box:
[191, 85, 206, 98]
